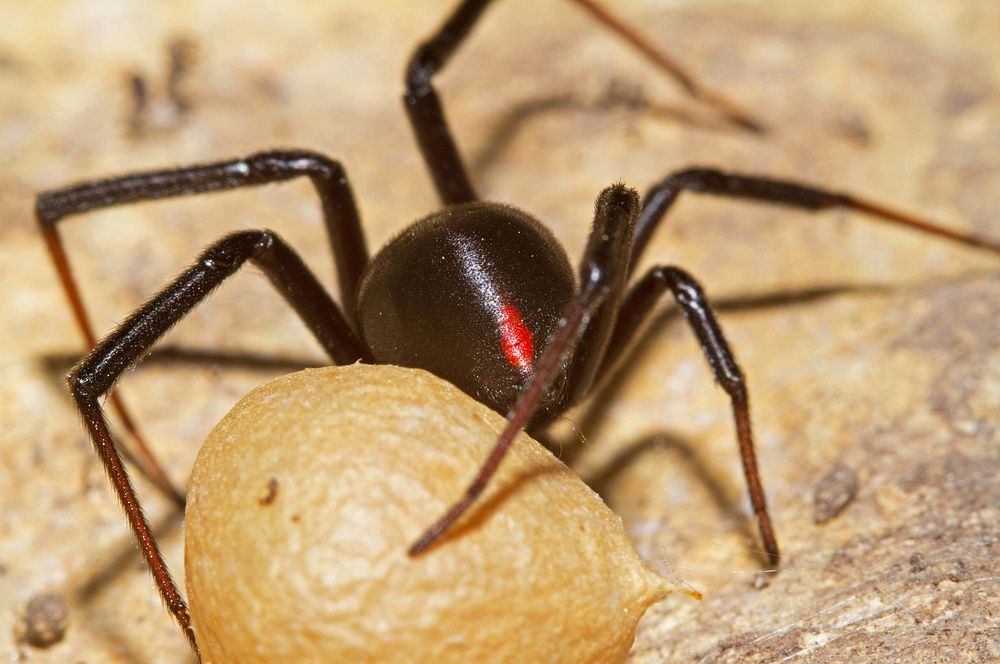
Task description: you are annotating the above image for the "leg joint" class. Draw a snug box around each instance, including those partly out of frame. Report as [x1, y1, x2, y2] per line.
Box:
[197, 230, 263, 273]
[405, 45, 436, 96]
[646, 168, 724, 199]
[245, 150, 345, 184]
[35, 195, 62, 227]
[66, 369, 90, 401]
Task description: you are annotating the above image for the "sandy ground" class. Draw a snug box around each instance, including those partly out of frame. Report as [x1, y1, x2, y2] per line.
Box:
[1, 1, 997, 662]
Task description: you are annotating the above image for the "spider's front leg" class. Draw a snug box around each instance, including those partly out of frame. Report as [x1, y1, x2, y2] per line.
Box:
[409, 184, 641, 555]
[558, 182, 781, 566]
[37, 150, 368, 505]
[68, 229, 369, 657]
[552, 182, 781, 567]
[410, 182, 781, 569]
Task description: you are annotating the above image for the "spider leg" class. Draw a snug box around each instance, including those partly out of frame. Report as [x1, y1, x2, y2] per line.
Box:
[409, 184, 640, 555]
[37, 150, 367, 505]
[405, 0, 763, 205]
[37, 150, 368, 315]
[582, 168, 1000, 567]
[68, 229, 368, 656]
[404, 0, 488, 205]
[567, 0, 764, 133]
[631, 168, 1000, 271]
[602, 265, 780, 568]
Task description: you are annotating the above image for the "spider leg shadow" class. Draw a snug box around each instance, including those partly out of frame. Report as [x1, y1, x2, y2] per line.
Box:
[70, 509, 194, 664]
[468, 82, 754, 185]
[417, 463, 568, 551]
[582, 269, 996, 451]
[535, 282, 896, 552]
[540, 272, 996, 560]
[37, 346, 323, 500]
[559, 281, 892, 463]
[39, 345, 323, 383]
[587, 430, 758, 550]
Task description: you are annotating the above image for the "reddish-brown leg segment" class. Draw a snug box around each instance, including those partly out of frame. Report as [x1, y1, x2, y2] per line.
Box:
[410, 184, 641, 555]
[630, 168, 1000, 271]
[604, 265, 779, 566]
[67, 230, 367, 657]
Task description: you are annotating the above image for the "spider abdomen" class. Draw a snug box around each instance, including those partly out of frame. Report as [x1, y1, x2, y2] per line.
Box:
[357, 202, 575, 415]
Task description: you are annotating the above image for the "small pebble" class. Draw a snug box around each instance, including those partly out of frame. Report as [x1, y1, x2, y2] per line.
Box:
[17, 593, 69, 648]
[947, 560, 969, 583]
[813, 464, 858, 523]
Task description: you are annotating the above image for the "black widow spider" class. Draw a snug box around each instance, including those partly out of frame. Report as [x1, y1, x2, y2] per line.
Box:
[35, 0, 1000, 658]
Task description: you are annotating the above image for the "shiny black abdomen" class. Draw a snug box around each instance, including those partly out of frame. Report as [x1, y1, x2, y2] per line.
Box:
[357, 202, 575, 415]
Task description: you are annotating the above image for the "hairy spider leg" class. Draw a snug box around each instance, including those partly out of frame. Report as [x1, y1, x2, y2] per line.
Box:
[567, 0, 765, 133]
[68, 230, 367, 657]
[404, 0, 765, 206]
[581, 169, 1000, 566]
[605, 266, 778, 566]
[630, 168, 1000, 269]
[36, 150, 368, 505]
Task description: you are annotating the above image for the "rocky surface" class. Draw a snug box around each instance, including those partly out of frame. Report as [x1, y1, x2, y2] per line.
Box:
[1, 1, 997, 662]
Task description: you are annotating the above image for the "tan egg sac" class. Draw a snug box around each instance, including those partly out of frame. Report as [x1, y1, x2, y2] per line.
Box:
[185, 365, 694, 663]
